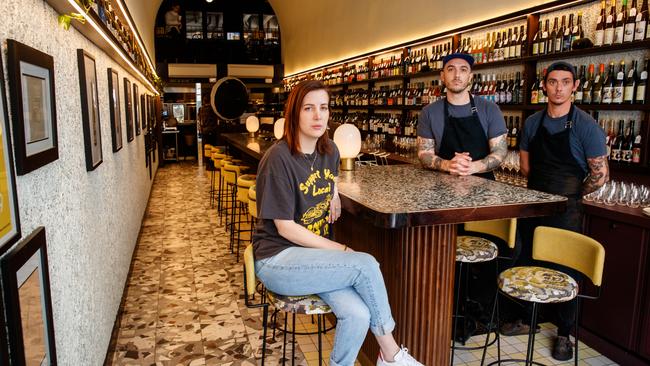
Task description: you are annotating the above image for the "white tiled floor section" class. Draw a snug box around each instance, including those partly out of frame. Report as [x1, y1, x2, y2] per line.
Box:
[108, 161, 619, 366]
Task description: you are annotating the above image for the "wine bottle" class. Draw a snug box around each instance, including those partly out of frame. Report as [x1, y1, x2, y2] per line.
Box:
[622, 120, 635, 163]
[614, 0, 627, 44]
[564, 14, 574, 51]
[632, 128, 643, 163]
[611, 119, 625, 161]
[550, 17, 559, 53]
[635, 0, 648, 40]
[624, 59, 638, 103]
[613, 60, 626, 103]
[541, 19, 550, 54]
[531, 71, 540, 104]
[602, 62, 615, 104]
[637, 58, 648, 103]
[513, 116, 521, 149]
[625, 0, 638, 42]
[605, 0, 617, 45]
[507, 116, 514, 147]
[583, 64, 594, 104]
[595, 1, 607, 46]
[532, 21, 541, 55]
[593, 63, 605, 103]
[509, 27, 518, 58]
[503, 30, 511, 60]
[575, 65, 586, 103]
[558, 15, 568, 52]
[519, 25, 527, 57]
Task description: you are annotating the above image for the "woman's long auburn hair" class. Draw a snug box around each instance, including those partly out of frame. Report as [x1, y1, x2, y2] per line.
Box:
[283, 80, 333, 155]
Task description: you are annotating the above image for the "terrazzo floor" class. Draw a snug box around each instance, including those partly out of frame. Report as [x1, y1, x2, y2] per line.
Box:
[107, 161, 618, 366]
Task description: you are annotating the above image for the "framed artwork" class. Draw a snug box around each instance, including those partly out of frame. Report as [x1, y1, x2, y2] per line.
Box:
[140, 94, 146, 131]
[6, 39, 59, 175]
[123, 78, 133, 142]
[133, 84, 140, 136]
[0, 45, 22, 257]
[1, 227, 57, 365]
[76, 49, 103, 171]
[107, 68, 123, 152]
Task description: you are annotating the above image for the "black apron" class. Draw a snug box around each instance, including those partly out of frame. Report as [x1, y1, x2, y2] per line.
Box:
[438, 94, 494, 180]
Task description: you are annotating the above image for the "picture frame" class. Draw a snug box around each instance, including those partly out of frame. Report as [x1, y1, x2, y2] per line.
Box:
[76, 49, 103, 171]
[133, 84, 140, 136]
[123, 78, 133, 142]
[6, 39, 59, 175]
[140, 94, 146, 131]
[1, 227, 57, 365]
[0, 43, 22, 258]
[107, 68, 123, 152]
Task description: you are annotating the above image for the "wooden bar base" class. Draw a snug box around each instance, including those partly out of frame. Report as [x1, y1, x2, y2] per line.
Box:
[335, 213, 456, 366]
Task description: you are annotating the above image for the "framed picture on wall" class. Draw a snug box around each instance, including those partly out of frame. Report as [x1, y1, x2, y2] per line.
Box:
[76, 49, 103, 171]
[6, 39, 59, 175]
[133, 84, 140, 136]
[107, 68, 123, 152]
[0, 43, 22, 258]
[1, 227, 57, 365]
[123, 78, 133, 142]
[140, 94, 146, 131]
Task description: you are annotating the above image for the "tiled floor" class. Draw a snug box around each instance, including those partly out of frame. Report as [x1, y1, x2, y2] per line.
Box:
[108, 161, 617, 366]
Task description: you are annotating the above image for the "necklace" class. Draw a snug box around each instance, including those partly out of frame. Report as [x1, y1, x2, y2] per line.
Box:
[303, 152, 318, 171]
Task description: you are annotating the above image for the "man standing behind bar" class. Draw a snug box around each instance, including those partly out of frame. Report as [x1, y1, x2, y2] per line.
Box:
[417, 53, 507, 178]
[509, 61, 609, 361]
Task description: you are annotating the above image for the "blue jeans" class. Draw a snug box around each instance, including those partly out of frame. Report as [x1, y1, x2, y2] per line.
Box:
[255, 247, 396, 366]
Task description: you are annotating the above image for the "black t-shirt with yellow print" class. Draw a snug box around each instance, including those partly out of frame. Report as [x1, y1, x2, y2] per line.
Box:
[252, 140, 340, 260]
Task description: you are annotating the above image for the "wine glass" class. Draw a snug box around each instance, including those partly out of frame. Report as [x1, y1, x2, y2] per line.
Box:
[603, 181, 619, 206]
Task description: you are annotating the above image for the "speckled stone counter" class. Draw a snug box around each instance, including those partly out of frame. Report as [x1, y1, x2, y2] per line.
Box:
[337, 164, 566, 228]
[221, 132, 276, 161]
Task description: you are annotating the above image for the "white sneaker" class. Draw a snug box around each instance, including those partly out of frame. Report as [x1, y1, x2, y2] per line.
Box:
[376, 346, 424, 366]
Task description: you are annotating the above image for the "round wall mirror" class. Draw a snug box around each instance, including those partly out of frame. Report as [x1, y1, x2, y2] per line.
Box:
[210, 77, 248, 120]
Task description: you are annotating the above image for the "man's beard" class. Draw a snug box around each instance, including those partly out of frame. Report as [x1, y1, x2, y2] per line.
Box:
[446, 81, 469, 94]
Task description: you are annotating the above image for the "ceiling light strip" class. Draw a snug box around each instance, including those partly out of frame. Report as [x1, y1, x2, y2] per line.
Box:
[114, 0, 157, 74]
[67, 0, 158, 94]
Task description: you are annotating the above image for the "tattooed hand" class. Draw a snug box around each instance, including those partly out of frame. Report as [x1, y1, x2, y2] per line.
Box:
[465, 134, 507, 175]
[417, 137, 448, 172]
[583, 155, 609, 195]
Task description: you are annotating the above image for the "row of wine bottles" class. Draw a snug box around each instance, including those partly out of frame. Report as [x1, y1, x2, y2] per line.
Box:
[331, 112, 418, 136]
[461, 25, 529, 64]
[530, 58, 648, 104]
[593, 0, 649, 46]
[602, 118, 643, 163]
[471, 73, 526, 105]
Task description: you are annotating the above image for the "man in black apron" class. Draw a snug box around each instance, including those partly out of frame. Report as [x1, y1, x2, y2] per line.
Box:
[417, 53, 508, 179]
[505, 61, 609, 361]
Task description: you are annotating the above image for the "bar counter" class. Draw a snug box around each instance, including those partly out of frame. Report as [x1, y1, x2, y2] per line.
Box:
[222, 133, 567, 365]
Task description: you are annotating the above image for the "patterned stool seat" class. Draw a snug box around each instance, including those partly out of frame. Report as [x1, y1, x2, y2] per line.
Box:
[266, 291, 332, 315]
[498, 266, 578, 304]
[456, 236, 498, 263]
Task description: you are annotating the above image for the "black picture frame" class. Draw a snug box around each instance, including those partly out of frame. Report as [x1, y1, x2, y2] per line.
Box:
[123, 78, 134, 142]
[77, 49, 103, 171]
[140, 94, 146, 131]
[0, 37, 22, 263]
[107, 68, 123, 152]
[6, 39, 59, 175]
[1, 227, 57, 365]
[133, 84, 140, 136]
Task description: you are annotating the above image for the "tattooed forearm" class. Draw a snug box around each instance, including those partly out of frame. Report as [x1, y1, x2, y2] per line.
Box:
[418, 137, 447, 171]
[474, 134, 507, 173]
[583, 155, 609, 195]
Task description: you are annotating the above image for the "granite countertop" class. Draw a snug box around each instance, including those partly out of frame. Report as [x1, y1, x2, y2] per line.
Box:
[337, 164, 567, 228]
[221, 133, 277, 160]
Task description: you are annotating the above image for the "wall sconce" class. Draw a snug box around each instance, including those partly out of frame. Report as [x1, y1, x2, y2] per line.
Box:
[333, 123, 361, 171]
[274, 118, 285, 140]
[246, 116, 260, 137]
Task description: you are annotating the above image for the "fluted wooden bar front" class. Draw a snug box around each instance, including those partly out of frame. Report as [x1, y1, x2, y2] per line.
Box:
[335, 166, 566, 365]
[221, 133, 567, 365]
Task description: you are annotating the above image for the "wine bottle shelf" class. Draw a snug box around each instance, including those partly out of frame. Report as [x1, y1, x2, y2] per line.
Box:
[534, 39, 650, 62]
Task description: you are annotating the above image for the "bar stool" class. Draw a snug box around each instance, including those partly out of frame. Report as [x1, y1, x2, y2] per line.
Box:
[243, 244, 334, 366]
[233, 174, 256, 262]
[210, 153, 228, 208]
[481, 226, 605, 366]
[451, 219, 516, 366]
[221, 163, 248, 235]
[248, 185, 257, 228]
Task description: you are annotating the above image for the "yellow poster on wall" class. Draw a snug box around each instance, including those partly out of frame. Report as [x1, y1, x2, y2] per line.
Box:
[0, 128, 13, 238]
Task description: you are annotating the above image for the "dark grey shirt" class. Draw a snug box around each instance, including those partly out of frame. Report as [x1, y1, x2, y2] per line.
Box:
[253, 140, 340, 259]
[417, 97, 507, 153]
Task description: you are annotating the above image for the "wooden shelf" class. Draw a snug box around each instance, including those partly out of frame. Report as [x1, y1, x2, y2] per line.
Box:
[534, 40, 650, 62]
[406, 70, 441, 79]
[369, 75, 405, 83]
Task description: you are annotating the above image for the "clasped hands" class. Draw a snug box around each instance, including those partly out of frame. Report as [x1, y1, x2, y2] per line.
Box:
[448, 152, 479, 176]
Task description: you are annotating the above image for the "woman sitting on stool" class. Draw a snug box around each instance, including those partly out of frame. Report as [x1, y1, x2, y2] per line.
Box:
[253, 80, 423, 366]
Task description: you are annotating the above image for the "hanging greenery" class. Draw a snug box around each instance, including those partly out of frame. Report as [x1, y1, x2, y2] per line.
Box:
[58, 0, 95, 30]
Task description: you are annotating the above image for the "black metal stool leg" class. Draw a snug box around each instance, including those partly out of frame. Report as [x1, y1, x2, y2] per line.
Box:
[291, 312, 297, 366]
[282, 313, 288, 365]
[481, 290, 499, 365]
[318, 315, 323, 366]
[525, 303, 539, 366]
[574, 298, 580, 366]
[451, 262, 463, 365]
[261, 305, 268, 366]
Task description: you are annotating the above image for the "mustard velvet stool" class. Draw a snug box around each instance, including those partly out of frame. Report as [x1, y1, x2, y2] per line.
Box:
[481, 226, 605, 366]
[243, 245, 334, 366]
[451, 219, 517, 366]
[221, 163, 249, 238]
[233, 174, 256, 262]
[210, 153, 228, 208]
